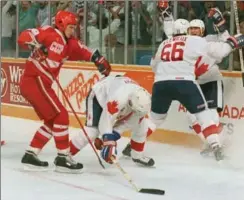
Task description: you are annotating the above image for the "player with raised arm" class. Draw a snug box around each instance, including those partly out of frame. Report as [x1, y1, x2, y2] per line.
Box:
[186, 8, 230, 155]
[149, 19, 244, 161]
[121, 7, 233, 157]
[69, 75, 155, 167]
[17, 10, 111, 173]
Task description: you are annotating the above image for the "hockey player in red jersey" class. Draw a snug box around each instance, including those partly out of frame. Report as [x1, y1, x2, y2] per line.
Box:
[18, 10, 111, 173]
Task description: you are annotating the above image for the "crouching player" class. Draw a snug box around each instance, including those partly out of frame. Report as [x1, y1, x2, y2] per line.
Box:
[70, 75, 155, 167]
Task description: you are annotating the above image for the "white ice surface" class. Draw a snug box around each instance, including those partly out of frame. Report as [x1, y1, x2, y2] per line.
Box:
[1, 116, 244, 200]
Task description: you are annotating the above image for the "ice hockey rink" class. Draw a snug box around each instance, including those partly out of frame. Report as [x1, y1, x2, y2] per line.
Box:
[1, 116, 244, 200]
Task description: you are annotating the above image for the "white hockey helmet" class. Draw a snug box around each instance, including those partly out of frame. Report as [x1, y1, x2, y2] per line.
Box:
[189, 19, 205, 36]
[173, 19, 190, 35]
[129, 87, 151, 115]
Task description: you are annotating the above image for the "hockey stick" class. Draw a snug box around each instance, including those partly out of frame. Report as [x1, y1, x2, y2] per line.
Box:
[32, 47, 105, 169]
[233, 1, 244, 86]
[111, 158, 165, 195]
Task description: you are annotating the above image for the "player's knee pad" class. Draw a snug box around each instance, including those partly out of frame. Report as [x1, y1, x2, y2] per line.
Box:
[149, 111, 167, 127]
[53, 109, 69, 126]
[131, 118, 156, 142]
[186, 111, 198, 126]
[71, 126, 99, 150]
[209, 109, 220, 125]
[44, 119, 54, 132]
[195, 109, 215, 130]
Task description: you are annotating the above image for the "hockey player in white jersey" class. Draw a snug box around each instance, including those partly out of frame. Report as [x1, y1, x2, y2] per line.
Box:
[149, 18, 244, 161]
[69, 75, 155, 167]
[186, 9, 229, 154]
[121, 7, 233, 158]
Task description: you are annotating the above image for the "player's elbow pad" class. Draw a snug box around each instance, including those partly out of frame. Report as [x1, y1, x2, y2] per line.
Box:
[18, 30, 35, 50]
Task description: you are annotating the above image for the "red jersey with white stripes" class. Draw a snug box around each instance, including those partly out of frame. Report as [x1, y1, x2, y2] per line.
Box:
[18, 25, 93, 84]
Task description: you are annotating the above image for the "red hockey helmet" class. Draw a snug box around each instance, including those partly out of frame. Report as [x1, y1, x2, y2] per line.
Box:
[55, 10, 78, 32]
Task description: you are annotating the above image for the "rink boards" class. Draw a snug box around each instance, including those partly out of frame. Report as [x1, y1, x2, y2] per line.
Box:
[1, 58, 243, 148]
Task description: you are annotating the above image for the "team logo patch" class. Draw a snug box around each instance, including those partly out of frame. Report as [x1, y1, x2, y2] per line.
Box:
[107, 101, 119, 115]
[1, 68, 8, 98]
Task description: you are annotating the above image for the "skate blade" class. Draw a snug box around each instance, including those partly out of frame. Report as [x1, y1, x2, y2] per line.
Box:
[55, 166, 83, 174]
[23, 164, 50, 172]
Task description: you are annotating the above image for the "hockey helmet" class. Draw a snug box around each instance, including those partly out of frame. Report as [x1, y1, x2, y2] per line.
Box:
[173, 19, 190, 35]
[129, 87, 151, 115]
[55, 10, 78, 32]
[189, 19, 205, 36]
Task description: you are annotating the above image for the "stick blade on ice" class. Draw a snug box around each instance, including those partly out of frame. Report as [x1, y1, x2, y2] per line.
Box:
[139, 188, 165, 195]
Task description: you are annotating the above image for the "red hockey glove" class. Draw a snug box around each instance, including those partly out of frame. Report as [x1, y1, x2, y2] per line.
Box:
[91, 50, 111, 76]
[208, 8, 226, 33]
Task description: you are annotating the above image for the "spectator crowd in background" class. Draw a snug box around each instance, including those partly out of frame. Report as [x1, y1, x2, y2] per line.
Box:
[1, 0, 244, 70]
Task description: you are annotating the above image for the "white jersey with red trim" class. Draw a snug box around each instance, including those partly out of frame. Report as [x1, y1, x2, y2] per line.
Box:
[18, 25, 94, 84]
[162, 18, 230, 84]
[151, 35, 232, 83]
[90, 76, 144, 135]
[197, 30, 230, 84]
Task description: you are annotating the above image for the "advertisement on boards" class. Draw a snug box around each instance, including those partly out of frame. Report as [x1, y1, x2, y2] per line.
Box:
[58, 67, 155, 115]
[162, 76, 244, 136]
[1, 62, 31, 107]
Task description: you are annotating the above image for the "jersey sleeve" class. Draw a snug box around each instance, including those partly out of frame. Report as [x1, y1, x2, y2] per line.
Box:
[150, 42, 164, 70]
[184, 36, 232, 76]
[18, 26, 51, 49]
[163, 14, 174, 39]
[205, 30, 230, 42]
[67, 39, 94, 61]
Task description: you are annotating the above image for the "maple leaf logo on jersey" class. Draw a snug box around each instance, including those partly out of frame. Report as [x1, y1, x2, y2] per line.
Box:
[195, 56, 209, 77]
[107, 101, 119, 115]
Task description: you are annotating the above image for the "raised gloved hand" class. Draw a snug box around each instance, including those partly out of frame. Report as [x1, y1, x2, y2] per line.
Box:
[226, 34, 244, 50]
[208, 7, 226, 33]
[91, 49, 111, 76]
[100, 131, 121, 164]
[157, 0, 172, 19]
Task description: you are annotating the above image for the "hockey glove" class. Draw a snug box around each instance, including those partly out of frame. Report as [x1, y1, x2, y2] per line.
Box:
[157, 0, 172, 19]
[94, 137, 103, 150]
[226, 34, 244, 50]
[91, 49, 111, 76]
[101, 131, 121, 164]
[208, 8, 226, 33]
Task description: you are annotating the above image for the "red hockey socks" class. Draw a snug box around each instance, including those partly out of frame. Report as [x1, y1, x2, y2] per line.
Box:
[29, 125, 52, 154]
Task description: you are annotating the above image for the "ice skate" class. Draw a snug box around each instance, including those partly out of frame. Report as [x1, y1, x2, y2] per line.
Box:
[131, 150, 155, 167]
[122, 143, 131, 157]
[200, 143, 213, 156]
[21, 150, 49, 171]
[212, 145, 224, 161]
[54, 153, 83, 173]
